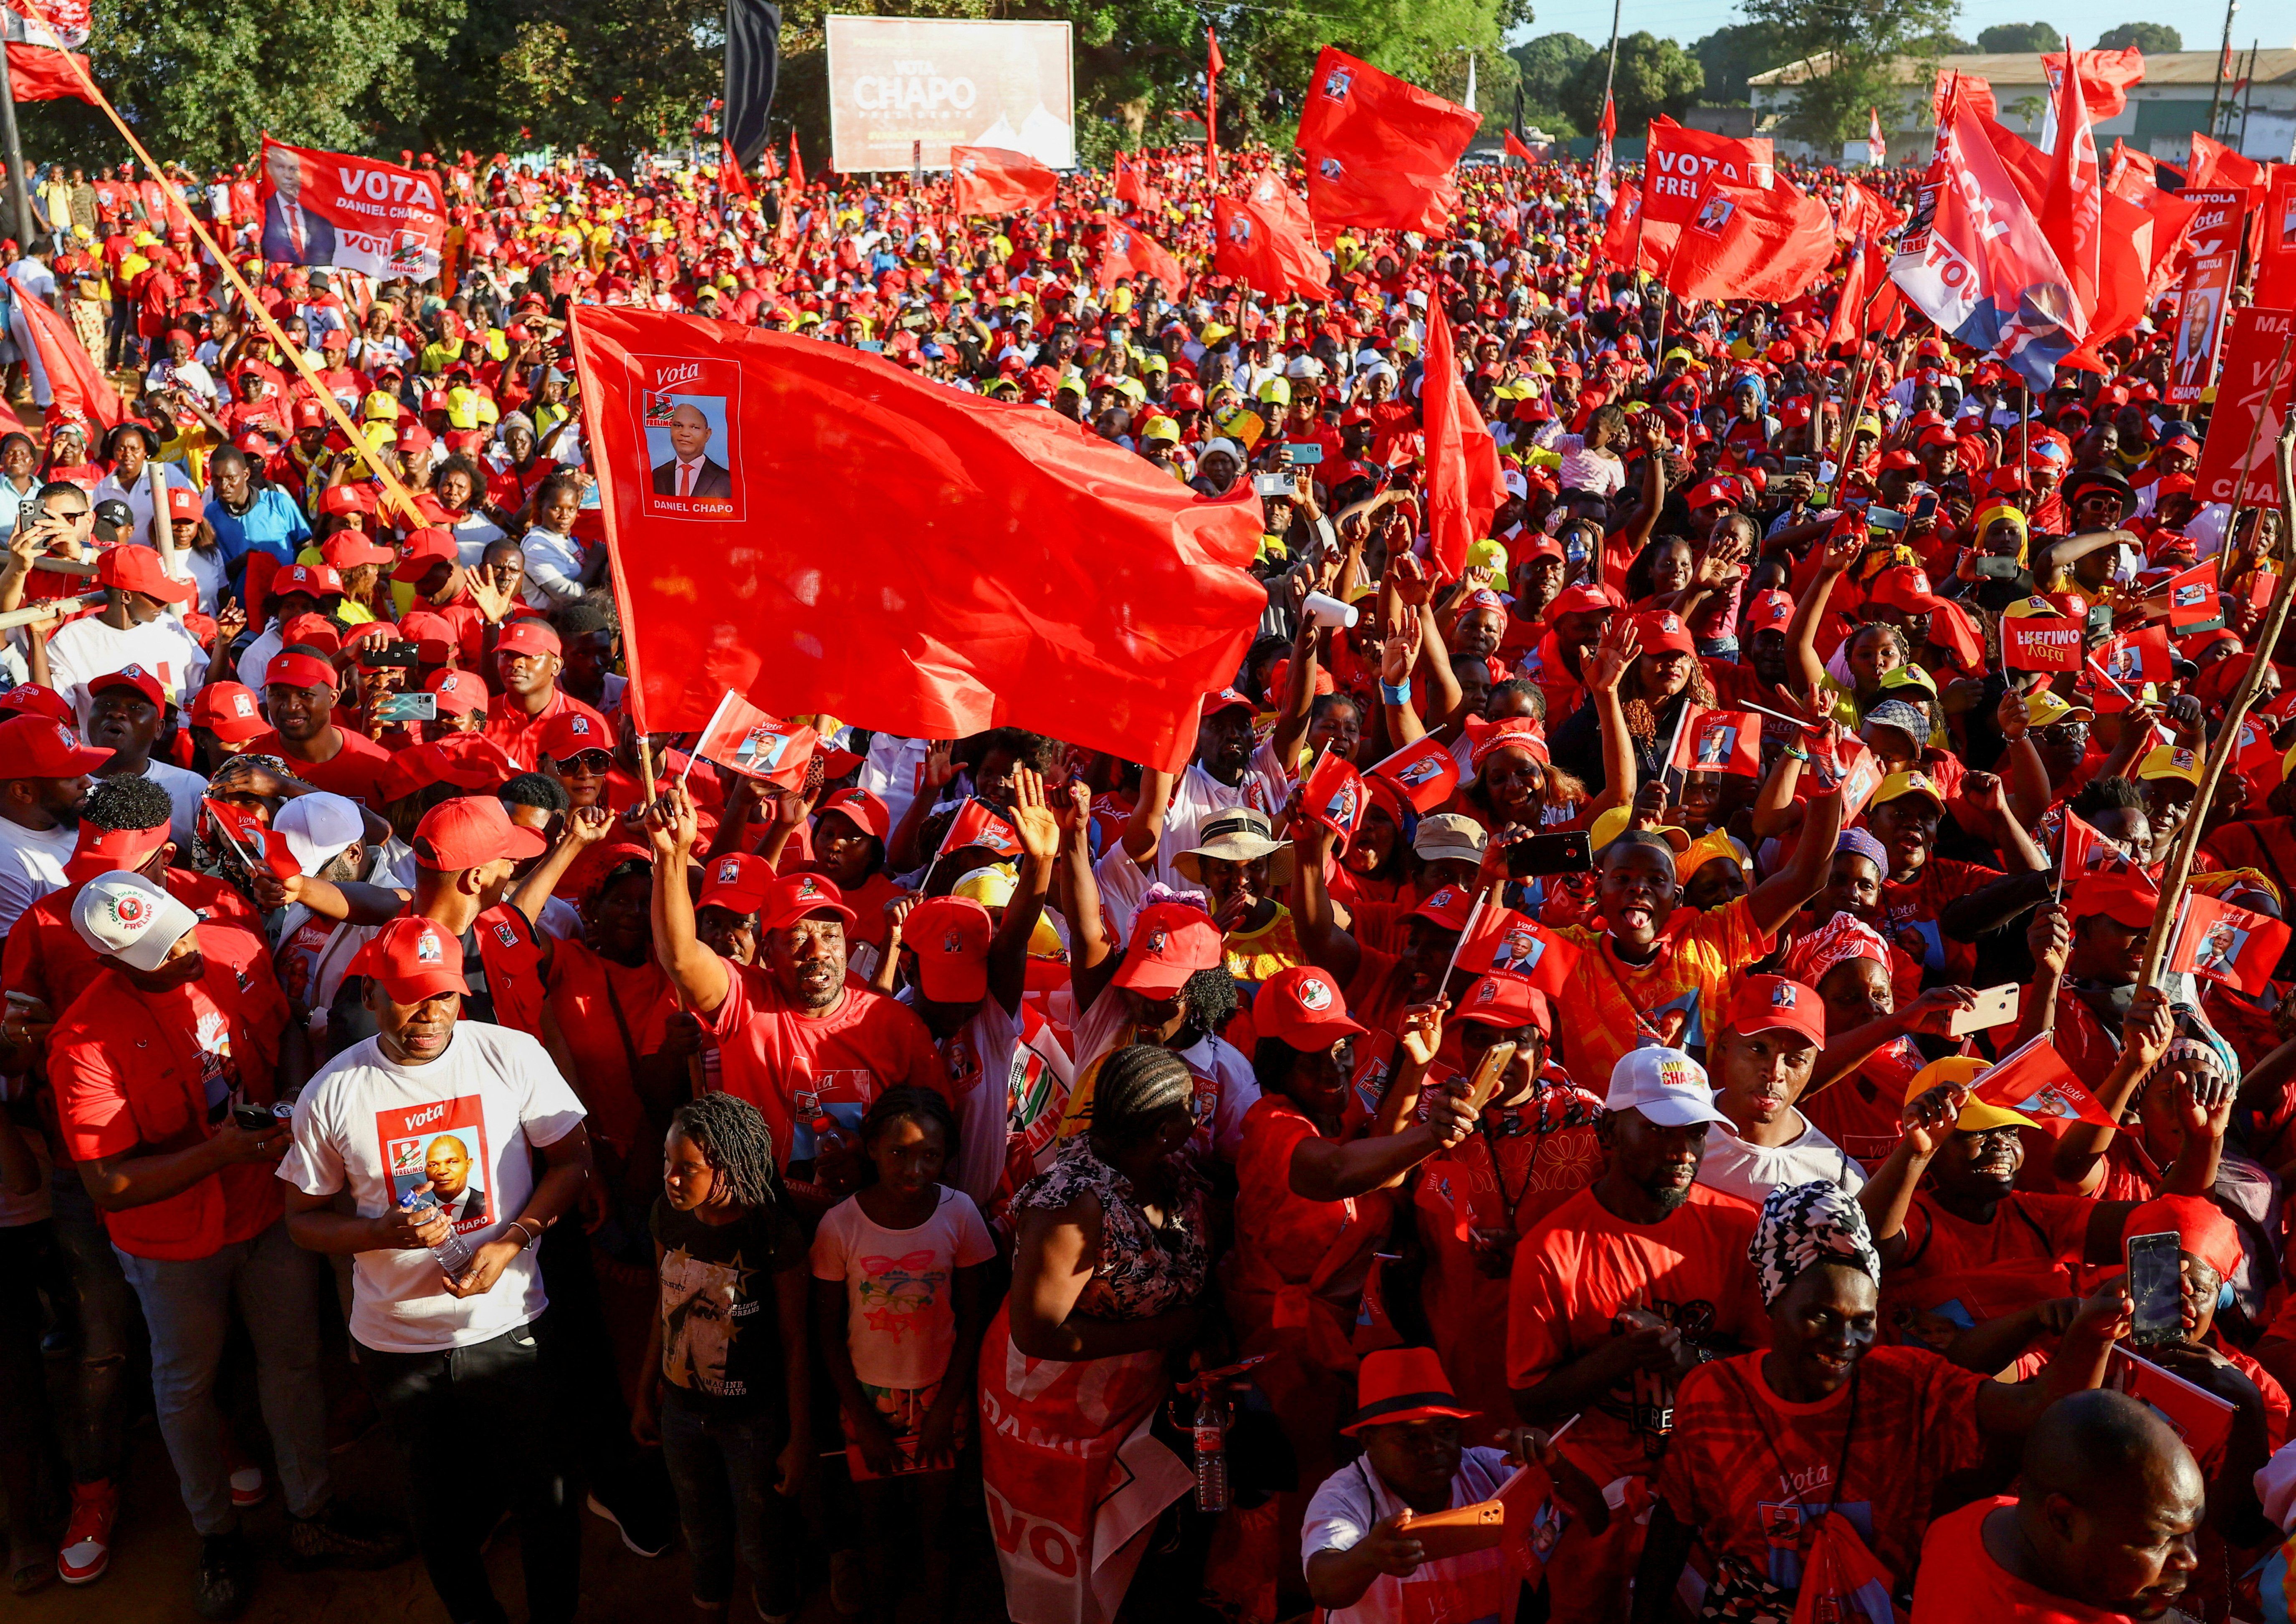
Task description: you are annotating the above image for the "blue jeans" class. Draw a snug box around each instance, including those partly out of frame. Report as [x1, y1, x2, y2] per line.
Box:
[660, 1388, 800, 1611]
[357, 1318, 579, 1624]
[113, 1217, 331, 1535]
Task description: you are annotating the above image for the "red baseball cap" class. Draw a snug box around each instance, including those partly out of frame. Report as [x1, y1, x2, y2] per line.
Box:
[265, 652, 339, 693]
[424, 668, 487, 717]
[89, 664, 165, 710]
[278, 611, 341, 657]
[64, 815, 171, 882]
[538, 709, 614, 760]
[1411, 884, 1477, 932]
[400, 609, 458, 664]
[1729, 975, 1828, 1046]
[292, 399, 327, 429]
[756, 871, 858, 932]
[495, 620, 561, 658]
[264, 563, 344, 604]
[163, 485, 201, 523]
[817, 787, 889, 842]
[903, 895, 994, 1002]
[1112, 900, 1224, 995]
[2069, 867, 2160, 929]
[1199, 687, 1253, 719]
[393, 527, 458, 582]
[1253, 965, 1366, 1050]
[411, 794, 547, 870]
[0, 715, 111, 779]
[96, 545, 195, 606]
[1454, 973, 1554, 1035]
[348, 916, 466, 1002]
[1868, 566, 1945, 614]
[695, 851, 775, 915]
[186, 681, 266, 743]
[0, 682, 74, 724]
[1635, 610, 1697, 656]
[1687, 477, 1740, 510]
[321, 533, 394, 570]
[380, 735, 521, 801]
[1549, 583, 1623, 618]
[1744, 589, 1795, 632]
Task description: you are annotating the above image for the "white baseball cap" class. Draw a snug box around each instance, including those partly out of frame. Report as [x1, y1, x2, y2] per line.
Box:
[273, 792, 363, 876]
[1604, 1046, 1731, 1129]
[71, 870, 200, 973]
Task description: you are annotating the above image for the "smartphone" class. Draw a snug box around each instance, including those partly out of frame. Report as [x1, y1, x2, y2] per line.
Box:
[1781, 455, 1811, 474]
[1462, 1041, 1520, 1112]
[371, 690, 437, 723]
[2126, 1230, 2184, 1347]
[366, 640, 423, 669]
[1284, 442, 1325, 465]
[1912, 492, 1939, 523]
[857, 339, 885, 353]
[1948, 984, 2019, 1035]
[1975, 554, 2023, 580]
[230, 1102, 281, 1132]
[1506, 831, 1593, 878]
[1253, 472, 1295, 497]
[1864, 506, 1908, 532]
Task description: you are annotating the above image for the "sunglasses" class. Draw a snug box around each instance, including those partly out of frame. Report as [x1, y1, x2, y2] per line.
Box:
[549, 749, 612, 775]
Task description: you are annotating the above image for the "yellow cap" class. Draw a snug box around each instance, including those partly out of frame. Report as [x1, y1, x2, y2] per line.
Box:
[1466, 539, 1510, 579]
[1870, 770, 1945, 809]
[1676, 829, 1748, 881]
[1141, 415, 1179, 443]
[2002, 595, 2069, 619]
[1256, 376, 1292, 406]
[1590, 806, 1692, 854]
[2139, 744, 2201, 784]
[360, 389, 400, 423]
[1906, 1056, 2038, 1133]
[1878, 663, 1939, 697]
[2023, 690, 2093, 727]
[951, 864, 1017, 906]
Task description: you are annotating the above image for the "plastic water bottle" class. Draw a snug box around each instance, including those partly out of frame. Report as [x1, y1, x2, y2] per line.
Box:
[1188, 1387, 1230, 1513]
[400, 1188, 475, 1277]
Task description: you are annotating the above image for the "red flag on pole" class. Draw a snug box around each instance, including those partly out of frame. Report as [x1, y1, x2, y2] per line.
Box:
[1971, 1035, 2118, 1129]
[1594, 90, 1616, 202]
[1296, 46, 1479, 232]
[1641, 116, 1773, 225]
[950, 146, 1057, 215]
[1206, 26, 1222, 179]
[1669, 705, 1763, 777]
[939, 797, 1026, 861]
[1095, 220, 1183, 293]
[1503, 129, 1536, 164]
[2042, 48, 2146, 124]
[718, 139, 753, 200]
[2041, 40, 2102, 324]
[1421, 303, 1502, 581]
[691, 690, 816, 786]
[1212, 181, 1330, 301]
[1665, 180, 1835, 302]
[786, 130, 804, 193]
[1454, 908, 1581, 995]
[1299, 748, 1368, 850]
[4, 42, 91, 103]
[2168, 892, 2292, 995]
[1368, 734, 1460, 812]
[566, 307, 1264, 770]
[1866, 107, 1887, 167]
[9, 273, 117, 427]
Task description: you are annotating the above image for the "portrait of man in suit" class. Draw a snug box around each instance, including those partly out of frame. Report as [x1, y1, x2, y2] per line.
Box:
[260, 143, 336, 266]
[650, 402, 733, 498]
[423, 1133, 486, 1228]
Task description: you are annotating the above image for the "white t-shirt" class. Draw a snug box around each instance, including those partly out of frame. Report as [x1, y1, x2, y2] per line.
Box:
[1146, 740, 1292, 890]
[278, 1020, 587, 1354]
[809, 1185, 995, 1390]
[1695, 1112, 1864, 1205]
[1302, 1448, 1520, 1624]
[898, 989, 1023, 1207]
[0, 814, 74, 936]
[43, 612, 210, 728]
[1068, 988, 1258, 1165]
[134, 758, 209, 852]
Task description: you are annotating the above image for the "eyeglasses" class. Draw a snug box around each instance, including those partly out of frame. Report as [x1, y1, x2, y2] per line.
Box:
[549, 749, 612, 774]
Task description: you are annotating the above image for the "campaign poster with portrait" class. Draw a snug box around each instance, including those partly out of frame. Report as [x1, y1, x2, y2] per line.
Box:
[635, 355, 743, 522]
[376, 1096, 493, 1235]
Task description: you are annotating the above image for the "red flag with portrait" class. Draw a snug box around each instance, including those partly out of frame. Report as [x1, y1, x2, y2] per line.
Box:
[950, 146, 1057, 215]
[2169, 892, 2291, 995]
[1299, 748, 1368, 850]
[1669, 705, 1762, 777]
[939, 798, 1024, 861]
[1971, 1034, 2116, 1130]
[1095, 220, 1183, 292]
[1454, 907, 1580, 995]
[1368, 734, 1459, 813]
[691, 689, 816, 787]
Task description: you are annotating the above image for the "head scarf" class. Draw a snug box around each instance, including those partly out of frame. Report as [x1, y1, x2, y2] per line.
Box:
[1750, 1180, 1882, 1308]
[1780, 909, 1890, 988]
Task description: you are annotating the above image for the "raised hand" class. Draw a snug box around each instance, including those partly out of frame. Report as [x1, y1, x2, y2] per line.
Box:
[1009, 765, 1060, 861]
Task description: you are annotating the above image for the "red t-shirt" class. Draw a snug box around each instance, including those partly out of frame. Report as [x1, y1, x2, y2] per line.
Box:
[4, 867, 258, 1017]
[1886, 1190, 2092, 1353]
[1505, 1180, 1768, 1483]
[544, 936, 682, 1201]
[702, 960, 943, 1169]
[1230, 1095, 1379, 1295]
[243, 726, 398, 809]
[1878, 855, 2002, 987]
[1659, 1346, 1985, 1598]
[1911, 1498, 2149, 1621]
[48, 922, 288, 1260]
[483, 687, 611, 773]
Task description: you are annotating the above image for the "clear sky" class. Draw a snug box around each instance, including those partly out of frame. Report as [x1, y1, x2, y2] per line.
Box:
[1509, 0, 2296, 54]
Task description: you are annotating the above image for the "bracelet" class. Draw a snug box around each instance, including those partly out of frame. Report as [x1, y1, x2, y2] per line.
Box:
[1379, 679, 1412, 705]
[506, 1218, 539, 1251]
[1782, 745, 1809, 762]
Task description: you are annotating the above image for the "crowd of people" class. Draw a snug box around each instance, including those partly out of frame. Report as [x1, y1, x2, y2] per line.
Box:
[0, 121, 2288, 1624]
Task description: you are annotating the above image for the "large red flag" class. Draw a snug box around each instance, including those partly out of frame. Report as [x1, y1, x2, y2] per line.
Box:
[2041, 48, 2145, 125]
[1296, 47, 1477, 231]
[1827, 180, 1906, 348]
[2040, 43, 2102, 324]
[1421, 303, 1502, 581]
[1665, 180, 1833, 302]
[1503, 128, 1536, 164]
[1212, 186, 1330, 301]
[951, 146, 1056, 215]
[2190, 131, 2264, 193]
[1096, 220, 1183, 293]
[1600, 182, 1645, 271]
[786, 131, 804, 194]
[1932, 71, 1996, 125]
[1594, 90, 1616, 201]
[9, 274, 116, 427]
[1642, 116, 1774, 225]
[5, 42, 89, 102]
[1112, 150, 1145, 206]
[1205, 26, 1221, 178]
[718, 139, 753, 200]
[567, 308, 1263, 773]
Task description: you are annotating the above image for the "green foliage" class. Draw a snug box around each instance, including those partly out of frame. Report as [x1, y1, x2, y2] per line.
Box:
[1740, 0, 1958, 146]
[2097, 22, 2180, 52]
[1559, 31, 1700, 132]
[1689, 20, 1791, 104]
[1976, 22, 2062, 53]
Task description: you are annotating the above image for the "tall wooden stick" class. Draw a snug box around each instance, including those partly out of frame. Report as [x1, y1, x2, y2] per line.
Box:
[2138, 406, 2296, 988]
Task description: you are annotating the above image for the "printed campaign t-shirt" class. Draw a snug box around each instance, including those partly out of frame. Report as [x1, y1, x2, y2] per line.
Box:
[280, 1019, 586, 1354]
[810, 1185, 996, 1390]
[1912, 1497, 2147, 1622]
[1551, 895, 1773, 1082]
[651, 1196, 808, 1413]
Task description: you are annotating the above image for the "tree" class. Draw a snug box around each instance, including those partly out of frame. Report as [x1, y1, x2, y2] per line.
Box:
[1509, 32, 1591, 108]
[1976, 22, 2061, 53]
[1690, 20, 1792, 104]
[1560, 31, 1700, 133]
[2097, 22, 2180, 52]
[1740, 0, 1958, 146]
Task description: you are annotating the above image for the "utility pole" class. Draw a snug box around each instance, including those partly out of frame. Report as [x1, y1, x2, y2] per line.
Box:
[2206, 0, 2238, 138]
[2240, 41, 2259, 150]
[1602, 0, 1624, 106]
[0, 44, 35, 255]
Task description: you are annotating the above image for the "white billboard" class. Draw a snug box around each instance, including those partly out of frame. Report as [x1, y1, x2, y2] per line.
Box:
[824, 15, 1075, 174]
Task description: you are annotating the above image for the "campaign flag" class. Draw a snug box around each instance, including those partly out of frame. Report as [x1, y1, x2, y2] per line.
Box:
[691, 689, 817, 787]
[1831, 735, 1885, 818]
[1096, 221, 1182, 292]
[1503, 128, 1537, 165]
[1866, 107, 1887, 167]
[2234, 714, 2288, 803]
[1827, 181, 1907, 347]
[1299, 747, 1368, 850]
[567, 308, 1264, 772]
[2040, 43, 2102, 323]
[1600, 182, 1647, 272]
[1368, 734, 1459, 813]
[8, 273, 117, 428]
[1670, 705, 1762, 777]
[2166, 190, 2247, 407]
[2001, 616, 2085, 672]
[2162, 557, 2225, 636]
[949, 146, 1056, 215]
[2107, 1346, 2236, 1463]
[1296, 47, 1478, 232]
[1933, 70, 1995, 125]
[2169, 891, 2291, 995]
[1454, 906, 1580, 995]
[2259, 173, 2296, 311]
[2041, 48, 2146, 136]
[2195, 308, 2296, 510]
[718, 139, 753, 200]
[200, 798, 301, 881]
[1422, 303, 1505, 580]
[3, 40, 88, 101]
[1970, 1034, 2116, 1130]
[939, 796, 1024, 861]
[2059, 810, 2113, 880]
[256, 136, 445, 283]
[1112, 150, 1146, 207]
[1213, 175, 1330, 300]
[786, 130, 805, 192]
[1889, 99, 2085, 389]
[1495, 1460, 1573, 1587]
[2189, 131, 2265, 194]
[1664, 179, 1835, 302]
[2094, 626, 2174, 689]
[1642, 116, 1774, 226]
[1593, 89, 1616, 205]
